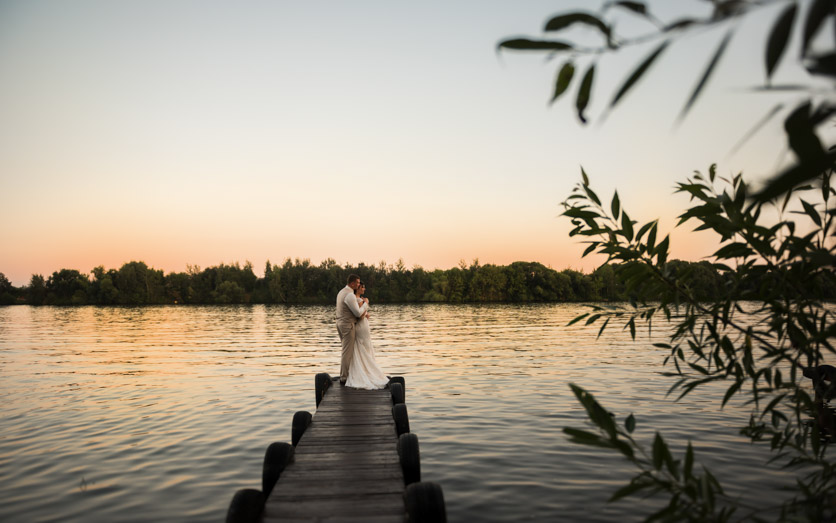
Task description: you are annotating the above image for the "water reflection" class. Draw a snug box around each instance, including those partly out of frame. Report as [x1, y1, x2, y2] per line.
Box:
[0, 304, 801, 522]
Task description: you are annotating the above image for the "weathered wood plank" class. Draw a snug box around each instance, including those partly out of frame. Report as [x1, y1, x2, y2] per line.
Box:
[278, 461, 400, 473]
[263, 493, 404, 519]
[303, 419, 392, 431]
[301, 429, 395, 440]
[303, 427, 394, 436]
[313, 409, 393, 415]
[272, 479, 404, 497]
[307, 419, 392, 426]
[268, 517, 404, 523]
[289, 445, 397, 457]
[288, 452, 399, 464]
[279, 467, 403, 482]
[294, 442, 396, 453]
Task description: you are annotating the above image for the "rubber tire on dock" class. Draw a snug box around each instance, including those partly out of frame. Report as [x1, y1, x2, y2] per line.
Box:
[292, 411, 312, 446]
[404, 481, 446, 523]
[225, 488, 264, 523]
[392, 403, 410, 436]
[388, 376, 405, 393]
[390, 382, 405, 405]
[398, 432, 420, 485]
[315, 373, 331, 407]
[262, 442, 294, 496]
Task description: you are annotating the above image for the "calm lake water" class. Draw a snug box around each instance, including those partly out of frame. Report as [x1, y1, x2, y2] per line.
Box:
[0, 304, 800, 522]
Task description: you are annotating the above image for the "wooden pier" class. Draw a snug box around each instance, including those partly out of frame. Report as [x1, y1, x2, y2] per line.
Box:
[226, 374, 446, 523]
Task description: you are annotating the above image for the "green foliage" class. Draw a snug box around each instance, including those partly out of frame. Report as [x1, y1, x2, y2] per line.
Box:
[3, 257, 688, 306]
[26, 274, 46, 305]
[6, 240, 831, 308]
[0, 272, 17, 304]
[562, 166, 836, 519]
[499, 4, 836, 514]
[499, 0, 836, 201]
[44, 269, 90, 305]
[564, 384, 731, 521]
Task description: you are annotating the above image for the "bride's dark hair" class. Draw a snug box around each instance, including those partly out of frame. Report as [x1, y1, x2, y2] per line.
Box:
[354, 282, 365, 295]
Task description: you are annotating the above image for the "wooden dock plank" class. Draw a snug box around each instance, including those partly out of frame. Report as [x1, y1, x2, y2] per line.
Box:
[264, 493, 404, 517]
[270, 517, 403, 523]
[272, 479, 404, 497]
[303, 425, 395, 437]
[261, 382, 406, 523]
[279, 466, 403, 482]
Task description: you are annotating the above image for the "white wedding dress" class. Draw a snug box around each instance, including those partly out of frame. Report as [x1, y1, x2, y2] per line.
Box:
[345, 304, 389, 390]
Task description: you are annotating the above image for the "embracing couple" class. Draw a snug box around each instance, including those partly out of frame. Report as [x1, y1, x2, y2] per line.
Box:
[335, 274, 389, 389]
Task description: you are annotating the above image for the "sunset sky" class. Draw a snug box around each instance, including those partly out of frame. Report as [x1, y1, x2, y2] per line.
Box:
[0, 1, 821, 285]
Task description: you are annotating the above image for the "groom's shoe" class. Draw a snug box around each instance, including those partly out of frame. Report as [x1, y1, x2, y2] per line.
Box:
[339, 379, 347, 386]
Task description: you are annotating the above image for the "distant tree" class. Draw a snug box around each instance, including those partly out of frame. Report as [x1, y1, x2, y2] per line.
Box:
[468, 264, 507, 301]
[90, 266, 119, 304]
[266, 264, 284, 303]
[214, 280, 245, 304]
[45, 269, 90, 305]
[562, 268, 600, 301]
[504, 263, 532, 302]
[445, 268, 466, 303]
[8, 258, 738, 306]
[591, 264, 624, 301]
[0, 272, 15, 304]
[26, 274, 46, 305]
[405, 266, 432, 302]
[667, 259, 723, 301]
[114, 261, 165, 305]
[186, 265, 213, 303]
[164, 272, 191, 304]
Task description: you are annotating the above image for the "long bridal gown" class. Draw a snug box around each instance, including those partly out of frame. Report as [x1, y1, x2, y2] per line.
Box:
[345, 303, 389, 390]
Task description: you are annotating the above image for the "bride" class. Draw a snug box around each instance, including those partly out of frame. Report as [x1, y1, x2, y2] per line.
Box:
[345, 282, 389, 390]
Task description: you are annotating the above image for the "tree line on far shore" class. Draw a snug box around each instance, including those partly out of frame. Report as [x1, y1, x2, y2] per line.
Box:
[0, 257, 820, 306]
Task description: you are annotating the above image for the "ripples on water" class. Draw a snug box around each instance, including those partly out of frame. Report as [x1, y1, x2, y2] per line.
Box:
[0, 304, 799, 521]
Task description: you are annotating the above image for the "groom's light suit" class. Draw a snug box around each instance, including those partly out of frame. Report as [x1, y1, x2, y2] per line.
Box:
[336, 286, 368, 382]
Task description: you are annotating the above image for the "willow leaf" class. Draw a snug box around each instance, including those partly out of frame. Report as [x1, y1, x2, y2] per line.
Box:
[665, 18, 698, 32]
[766, 4, 797, 82]
[611, 1, 647, 16]
[801, 199, 823, 226]
[721, 380, 742, 408]
[806, 52, 836, 77]
[498, 39, 573, 52]
[610, 40, 669, 109]
[609, 479, 650, 502]
[552, 62, 575, 104]
[576, 64, 596, 124]
[679, 29, 734, 123]
[727, 103, 784, 156]
[625, 413, 636, 433]
[802, 0, 832, 58]
[545, 12, 611, 46]
[684, 442, 694, 479]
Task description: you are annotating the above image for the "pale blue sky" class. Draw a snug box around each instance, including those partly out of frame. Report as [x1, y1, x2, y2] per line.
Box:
[0, 0, 825, 285]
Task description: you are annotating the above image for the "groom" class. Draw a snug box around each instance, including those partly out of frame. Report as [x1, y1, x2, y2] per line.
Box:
[335, 274, 368, 385]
